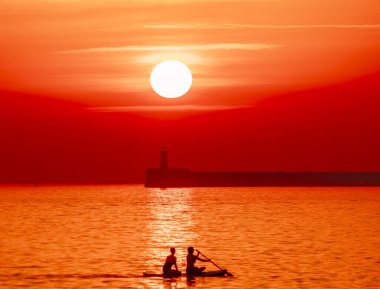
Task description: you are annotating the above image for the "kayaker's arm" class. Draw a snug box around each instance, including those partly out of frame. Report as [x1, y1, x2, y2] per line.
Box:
[196, 251, 210, 262]
[174, 261, 179, 271]
[196, 256, 210, 262]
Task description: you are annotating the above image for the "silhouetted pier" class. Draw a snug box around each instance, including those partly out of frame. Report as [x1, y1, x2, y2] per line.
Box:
[145, 147, 380, 187]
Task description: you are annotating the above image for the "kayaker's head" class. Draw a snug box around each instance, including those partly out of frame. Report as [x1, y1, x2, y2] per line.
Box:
[170, 247, 175, 255]
[188, 247, 194, 254]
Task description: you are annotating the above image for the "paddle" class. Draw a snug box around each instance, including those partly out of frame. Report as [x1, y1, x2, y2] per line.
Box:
[196, 250, 234, 276]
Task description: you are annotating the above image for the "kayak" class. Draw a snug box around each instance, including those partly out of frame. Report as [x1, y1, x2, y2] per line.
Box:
[143, 270, 229, 278]
[189, 270, 229, 277]
[143, 271, 182, 278]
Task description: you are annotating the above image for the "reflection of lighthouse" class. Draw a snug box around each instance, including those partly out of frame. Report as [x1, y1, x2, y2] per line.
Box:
[160, 145, 168, 169]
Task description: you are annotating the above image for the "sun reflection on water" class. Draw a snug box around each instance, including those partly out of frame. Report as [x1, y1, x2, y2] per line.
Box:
[144, 188, 198, 272]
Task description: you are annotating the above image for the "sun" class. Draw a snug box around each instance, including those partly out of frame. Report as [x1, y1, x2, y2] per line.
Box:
[150, 60, 192, 98]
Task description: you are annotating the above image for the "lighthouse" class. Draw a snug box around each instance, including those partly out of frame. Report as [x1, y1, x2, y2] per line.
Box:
[160, 145, 168, 169]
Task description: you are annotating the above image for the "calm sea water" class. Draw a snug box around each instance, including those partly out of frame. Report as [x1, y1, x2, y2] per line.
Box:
[0, 185, 379, 289]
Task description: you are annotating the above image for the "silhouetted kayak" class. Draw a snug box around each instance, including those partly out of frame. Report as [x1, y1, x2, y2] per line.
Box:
[143, 271, 182, 278]
[143, 270, 229, 278]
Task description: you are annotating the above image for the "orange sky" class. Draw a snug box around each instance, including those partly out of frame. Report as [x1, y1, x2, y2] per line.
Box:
[0, 0, 380, 182]
[1, 0, 380, 106]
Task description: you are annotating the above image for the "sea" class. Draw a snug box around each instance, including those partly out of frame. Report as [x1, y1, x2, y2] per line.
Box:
[0, 185, 379, 289]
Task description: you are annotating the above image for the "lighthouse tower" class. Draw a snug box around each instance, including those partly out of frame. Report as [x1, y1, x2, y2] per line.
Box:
[160, 145, 168, 169]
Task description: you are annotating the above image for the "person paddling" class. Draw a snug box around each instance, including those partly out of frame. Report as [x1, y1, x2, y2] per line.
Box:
[186, 246, 210, 276]
[163, 247, 180, 276]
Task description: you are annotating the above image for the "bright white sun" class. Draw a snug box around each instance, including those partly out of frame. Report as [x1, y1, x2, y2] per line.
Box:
[150, 60, 192, 98]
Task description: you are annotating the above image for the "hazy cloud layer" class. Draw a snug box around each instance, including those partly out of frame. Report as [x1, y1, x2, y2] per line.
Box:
[62, 43, 279, 54]
[90, 105, 250, 112]
[144, 24, 380, 30]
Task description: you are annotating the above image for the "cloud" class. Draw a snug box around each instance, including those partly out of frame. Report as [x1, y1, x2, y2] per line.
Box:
[44, 0, 280, 2]
[90, 105, 249, 112]
[144, 24, 380, 30]
[61, 43, 279, 54]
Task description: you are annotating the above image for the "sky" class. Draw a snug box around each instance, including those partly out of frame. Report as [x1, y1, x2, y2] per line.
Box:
[0, 0, 380, 183]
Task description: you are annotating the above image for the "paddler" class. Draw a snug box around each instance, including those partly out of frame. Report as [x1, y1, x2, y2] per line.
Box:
[163, 247, 180, 276]
[186, 246, 210, 276]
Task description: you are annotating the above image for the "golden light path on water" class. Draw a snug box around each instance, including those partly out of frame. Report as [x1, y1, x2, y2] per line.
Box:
[142, 188, 198, 288]
[145, 188, 197, 266]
